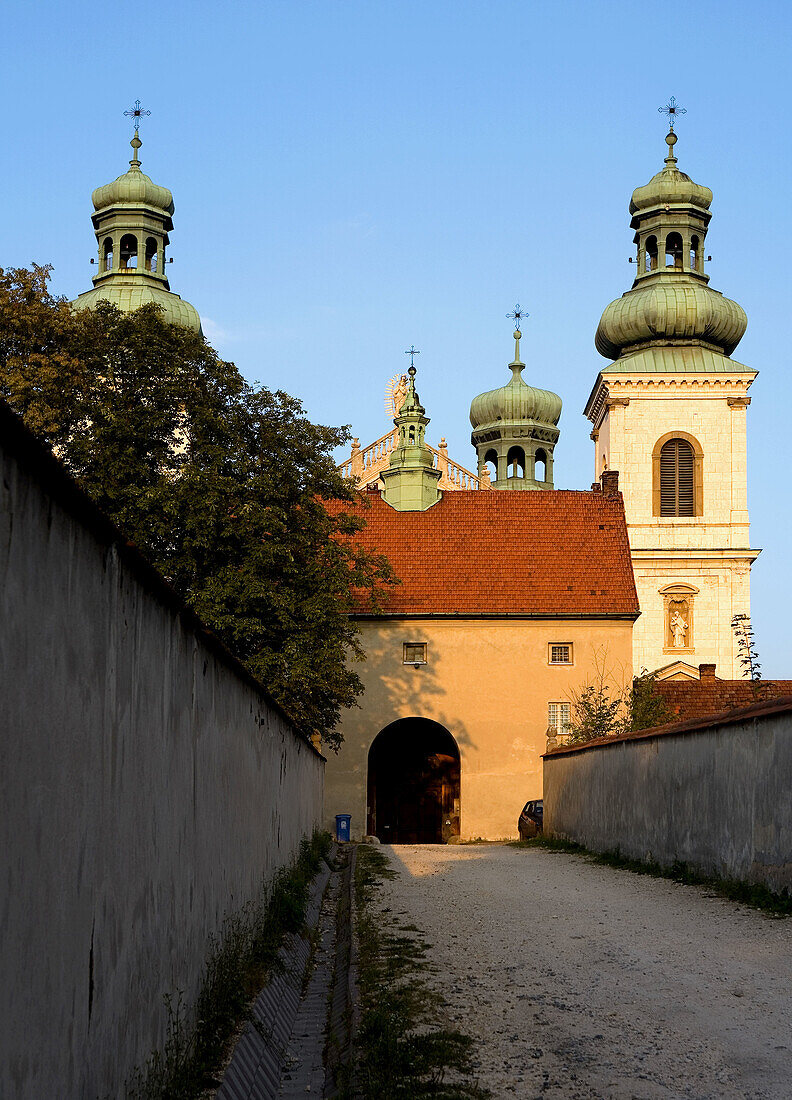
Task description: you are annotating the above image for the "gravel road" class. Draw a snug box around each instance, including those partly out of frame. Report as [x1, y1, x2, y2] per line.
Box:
[375, 843, 792, 1099]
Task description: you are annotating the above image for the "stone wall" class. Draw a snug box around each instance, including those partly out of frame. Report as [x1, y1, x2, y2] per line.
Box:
[0, 404, 324, 1098]
[543, 699, 792, 895]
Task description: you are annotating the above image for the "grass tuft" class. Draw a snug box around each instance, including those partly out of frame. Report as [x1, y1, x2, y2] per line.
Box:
[350, 846, 489, 1099]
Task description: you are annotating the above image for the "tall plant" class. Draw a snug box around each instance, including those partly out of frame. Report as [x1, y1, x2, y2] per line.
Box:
[731, 614, 762, 682]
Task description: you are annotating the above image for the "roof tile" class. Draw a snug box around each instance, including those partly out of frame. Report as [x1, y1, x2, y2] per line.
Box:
[332, 490, 639, 616]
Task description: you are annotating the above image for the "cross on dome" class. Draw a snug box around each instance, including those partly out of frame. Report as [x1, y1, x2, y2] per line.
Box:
[507, 303, 528, 363]
[124, 99, 151, 134]
[507, 303, 527, 334]
[658, 96, 686, 131]
[404, 345, 420, 369]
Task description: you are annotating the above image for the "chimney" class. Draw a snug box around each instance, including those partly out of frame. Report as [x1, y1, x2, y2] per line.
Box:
[600, 469, 620, 498]
[699, 663, 716, 682]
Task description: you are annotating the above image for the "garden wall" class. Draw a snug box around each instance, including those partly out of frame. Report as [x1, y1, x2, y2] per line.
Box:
[0, 403, 324, 1098]
[544, 699, 792, 894]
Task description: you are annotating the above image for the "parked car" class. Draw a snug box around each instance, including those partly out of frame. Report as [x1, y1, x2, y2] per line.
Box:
[518, 799, 544, 839]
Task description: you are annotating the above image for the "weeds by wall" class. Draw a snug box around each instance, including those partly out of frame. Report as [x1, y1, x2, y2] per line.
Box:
[128, 832, 332, 1099]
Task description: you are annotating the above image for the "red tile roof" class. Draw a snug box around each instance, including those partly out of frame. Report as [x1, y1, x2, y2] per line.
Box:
[656, 679, 792, 722]
[333, 490, 639, 617]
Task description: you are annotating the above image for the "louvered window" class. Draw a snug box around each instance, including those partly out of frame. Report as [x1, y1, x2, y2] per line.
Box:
[660, 439, 695, 516]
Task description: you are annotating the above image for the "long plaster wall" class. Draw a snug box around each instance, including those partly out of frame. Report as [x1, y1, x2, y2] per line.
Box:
[544, 710, 792, 894]
[0, 412, 324, 1098]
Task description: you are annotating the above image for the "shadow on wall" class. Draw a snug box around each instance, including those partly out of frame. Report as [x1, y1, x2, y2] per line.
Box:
[375, 638, 476, 754]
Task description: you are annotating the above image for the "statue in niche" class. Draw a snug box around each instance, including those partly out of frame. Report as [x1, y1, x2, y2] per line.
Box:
[669, 600, 689, 649]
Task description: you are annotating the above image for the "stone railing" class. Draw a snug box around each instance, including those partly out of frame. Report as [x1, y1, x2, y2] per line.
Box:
[338, 430, 398, 482]
[339, 431, 488, 491]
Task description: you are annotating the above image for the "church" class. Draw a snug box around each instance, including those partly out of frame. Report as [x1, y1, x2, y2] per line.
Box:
[71, 109, 759, 841]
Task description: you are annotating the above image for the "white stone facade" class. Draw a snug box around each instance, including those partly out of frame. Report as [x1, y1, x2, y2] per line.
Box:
[587, 365, 758, 677]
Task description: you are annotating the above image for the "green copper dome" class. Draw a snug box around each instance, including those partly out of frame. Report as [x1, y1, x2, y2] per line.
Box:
[92, 169, 174, 217]
[630, 131, 713, 214]
[596, 279, 747, 360]
[470, 326, 562, 491]
[470, 340, 562, 432]
[73, 283, 201, 331]
[92, 134, 174, 216]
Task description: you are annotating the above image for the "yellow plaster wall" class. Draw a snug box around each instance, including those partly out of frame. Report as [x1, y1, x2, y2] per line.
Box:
[323, 618, 633, 840]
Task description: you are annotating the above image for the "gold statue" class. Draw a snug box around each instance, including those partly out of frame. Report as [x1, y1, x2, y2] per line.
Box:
[385, 374, 409, 418]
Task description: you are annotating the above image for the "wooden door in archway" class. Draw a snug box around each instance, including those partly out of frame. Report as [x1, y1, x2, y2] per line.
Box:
[367, 718, 460, 843]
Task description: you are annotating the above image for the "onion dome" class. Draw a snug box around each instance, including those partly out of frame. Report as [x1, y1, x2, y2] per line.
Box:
[595, 126, 746, 362]
[92, 136, 174, 218]
[72, 282, 201, 332]
[596, 281, 747, 360]
[630, 131, 713, 214]
[470, 319, 561, 490]
[470, 358, 562, 431]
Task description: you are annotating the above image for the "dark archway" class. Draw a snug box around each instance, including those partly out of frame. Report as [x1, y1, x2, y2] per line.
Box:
[367, 718, 460, 844]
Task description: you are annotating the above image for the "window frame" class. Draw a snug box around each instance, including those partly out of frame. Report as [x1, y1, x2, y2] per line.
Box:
[548, 642, 573, 666]
[547, 701, 572, 734]
[402, 641, 427, 666]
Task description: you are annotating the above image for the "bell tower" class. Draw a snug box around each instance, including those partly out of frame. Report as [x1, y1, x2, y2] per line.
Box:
[72, 101, 201, 332]
[585, 104, 758, 678]
[469, 309, 562, 489]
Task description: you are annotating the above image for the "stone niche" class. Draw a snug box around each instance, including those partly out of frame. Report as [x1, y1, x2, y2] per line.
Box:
[660, 582, 699, 654]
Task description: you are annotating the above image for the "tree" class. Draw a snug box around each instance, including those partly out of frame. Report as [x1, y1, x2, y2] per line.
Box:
[565, 650, 629, 744]
[563, 653, 672, 745]
[731, 613, 761, 682]
[629, 669, 672, 731]
[0, 265, 395, 746]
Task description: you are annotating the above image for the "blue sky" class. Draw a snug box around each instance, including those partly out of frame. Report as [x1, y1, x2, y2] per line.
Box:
[3, 0, 792, 673]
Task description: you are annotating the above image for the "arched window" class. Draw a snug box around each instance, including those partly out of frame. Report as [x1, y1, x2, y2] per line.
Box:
[645, 235, 658, 271]
[534, 448, 547, 483]
[665, 232, 683, 270]
[507, 446, 525, 479]
[102, 237, 113, 272]
[145, 237, 158, 273]
[690, 234, 699, 272]
[120, 234, 138, 270]
[408, 425, 416, 445]
[483, 448, 498, 484]
[660, 438, 695, 515]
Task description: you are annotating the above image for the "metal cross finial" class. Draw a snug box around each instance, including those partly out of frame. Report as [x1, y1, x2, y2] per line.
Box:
[404, 345, 420, 369]
[124, 99, 151, 134]
[658, 97, 686, 130]
[507, 303, 528, 333]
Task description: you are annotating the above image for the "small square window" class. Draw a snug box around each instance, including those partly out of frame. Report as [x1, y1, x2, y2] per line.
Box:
[548, 702, 572, 733]
[403, 642, 427, 665]
[549, 643, 573, 665]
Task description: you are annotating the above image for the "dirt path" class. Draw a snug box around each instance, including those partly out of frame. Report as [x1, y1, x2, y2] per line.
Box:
[375, 843, 792, 1099]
